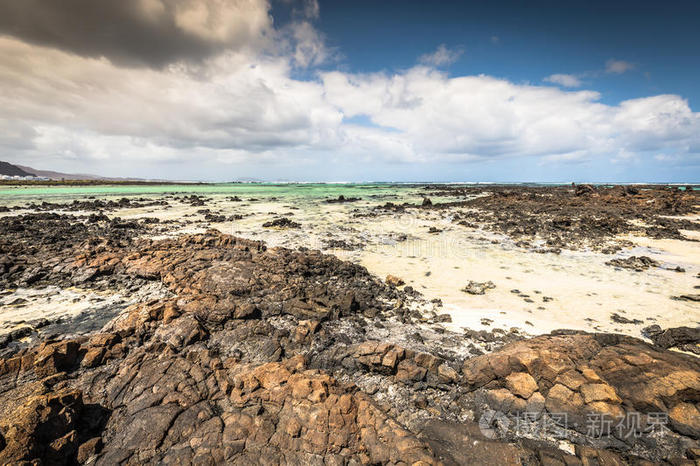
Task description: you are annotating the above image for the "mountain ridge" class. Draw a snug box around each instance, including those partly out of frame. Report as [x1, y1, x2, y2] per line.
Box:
[0, 161, 35, 177]
[1, 161, 146, 181]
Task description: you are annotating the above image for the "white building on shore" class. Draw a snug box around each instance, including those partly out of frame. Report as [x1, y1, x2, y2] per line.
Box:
[0, 175, 50, 181]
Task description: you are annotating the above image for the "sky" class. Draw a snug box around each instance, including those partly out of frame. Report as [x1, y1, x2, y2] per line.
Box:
[0, 0, 699, 182]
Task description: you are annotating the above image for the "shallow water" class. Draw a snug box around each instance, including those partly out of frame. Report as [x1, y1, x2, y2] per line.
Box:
[0, 183, 429, 205]
[1, 183, 698, 339]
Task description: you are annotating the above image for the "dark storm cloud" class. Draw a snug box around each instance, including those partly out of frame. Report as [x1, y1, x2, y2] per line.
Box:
[0, 0, 271, 67]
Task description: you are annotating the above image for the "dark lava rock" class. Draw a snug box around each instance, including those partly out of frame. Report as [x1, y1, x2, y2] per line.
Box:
[262, 217, 301, 228]
[625, 185, 641, 196]
[606, 255, 660, 271]
[424, 184, 699, 252]
[25, 197, 167, 212]
[675, 294, 700, 302]
[0, 215, 698, 464]
[204, 212, 227, 222]
[574, 183, 596, 196]
[325, 195, 360, 203]
[323, 239, 362, 250]
[643, 325, 700, 352]
[9, 327, 33, 341]
[610, 313, 643, 325]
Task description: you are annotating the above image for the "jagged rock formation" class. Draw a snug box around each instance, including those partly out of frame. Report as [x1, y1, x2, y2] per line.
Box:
[0, 214, 699, 464]
[421, 184, 700, 252]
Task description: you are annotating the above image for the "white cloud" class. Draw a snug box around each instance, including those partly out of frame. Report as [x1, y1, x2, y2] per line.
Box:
[0, 36, 341, 160]
[322, 68, 699, 163]
[606, 59, 635, 74]
[287, 21, 331, 68]
[418, 44, 463, 67]
[544, 74, 582, 88]
[0, 9, 698, 179]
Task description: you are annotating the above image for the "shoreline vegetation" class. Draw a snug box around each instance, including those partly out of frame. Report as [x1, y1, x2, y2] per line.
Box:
[0, 183, 698, 464]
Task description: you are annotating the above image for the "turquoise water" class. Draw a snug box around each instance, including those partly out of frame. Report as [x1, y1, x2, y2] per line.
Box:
[0, 182, 695, 204]
[0, 183, 422, 203]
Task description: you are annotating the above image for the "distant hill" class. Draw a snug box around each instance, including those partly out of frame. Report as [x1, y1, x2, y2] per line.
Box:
[0, 161, 149, 181]
[16, 164, 103, 180]
[0, 161, 35, 177]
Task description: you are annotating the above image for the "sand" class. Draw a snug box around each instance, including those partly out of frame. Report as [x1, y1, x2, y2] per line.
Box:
[1, 187, 698, 340]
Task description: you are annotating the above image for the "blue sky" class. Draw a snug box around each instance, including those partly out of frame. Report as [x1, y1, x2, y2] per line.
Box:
[310, 0, 700, 107]
[0, 0, 698, 181]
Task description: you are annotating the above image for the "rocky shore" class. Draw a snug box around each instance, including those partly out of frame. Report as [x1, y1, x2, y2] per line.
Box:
[0, 211, 699, 465]
[412, 184, 699, 252]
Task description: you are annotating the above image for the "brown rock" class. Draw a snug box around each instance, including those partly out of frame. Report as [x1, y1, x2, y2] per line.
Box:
[486, 388, 527, 414]
[0, 388, 85, 465]
[81, 346, 105, 368]
[77, 437, 103, 463]
[88, 332, 120, 348]
[437, 363, 459, 383]
[396, 359, 427, 382]
[545, 383, 576, 414]
[233, 302, 258, 319]
[584, 401, 625, 420]
[162, 303, 181, 324]
[575, 445, 626, 466]
[385, 274, 405, 287]
[579, 383, 622, 404]
[555, 370, 587, 391]
[2, 221, 699, 464]
[34, 340, 80, 378]
[580, 367, 602, 382]
[669, 403, 700, 438]
[505, 372, 539, 399]
[526, 392, 546, 414]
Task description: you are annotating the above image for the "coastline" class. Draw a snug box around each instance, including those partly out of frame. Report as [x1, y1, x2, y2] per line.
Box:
[3, 182, 697, 339]
[0, 183, 698, 464]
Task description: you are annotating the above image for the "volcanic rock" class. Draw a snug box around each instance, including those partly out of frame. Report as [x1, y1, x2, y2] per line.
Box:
[605, 255, 660, 271]
[0, 214, 698, 464]
[462, 280, 496, 295]
[385, 275, 405, 287]
[262, 217, 301, 228]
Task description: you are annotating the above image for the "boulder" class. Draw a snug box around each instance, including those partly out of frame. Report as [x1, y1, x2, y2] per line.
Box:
[462, 280, 496, 295]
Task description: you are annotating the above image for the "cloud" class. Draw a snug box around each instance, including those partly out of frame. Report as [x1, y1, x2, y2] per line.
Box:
[0, 0, 273, 67]
[286, 20, 332, 68]
[323, 69, 700, 162]
[0, 2, 698, 180]
[0, 36, 341, 156]
[654, 154, 671, 161]
[418, 44, 463, 67]
[2, 31, 699, 176]
[605, 59, 635, 74]
[545, 59, 638, 89]
[544, 74, 582, 88]
[301, 0, 320, 19]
